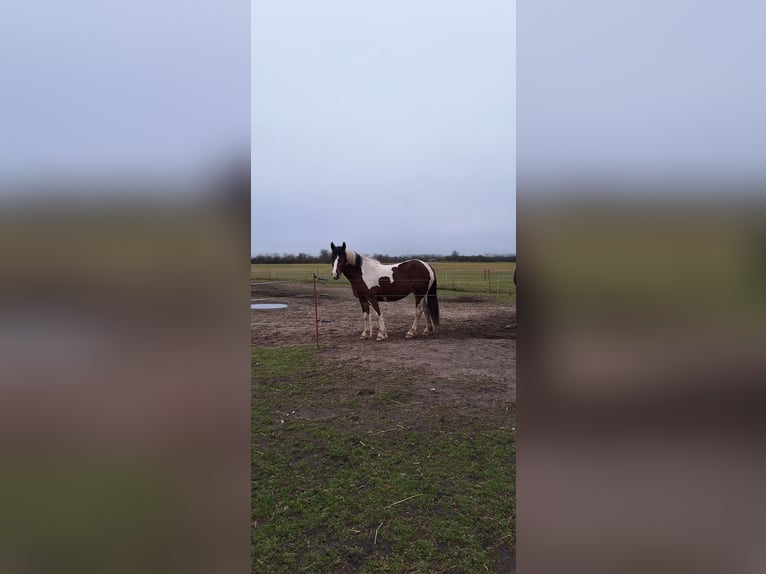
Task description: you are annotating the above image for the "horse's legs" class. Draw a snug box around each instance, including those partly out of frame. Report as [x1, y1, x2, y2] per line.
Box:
[370, 299, 388, 341]
[359, 299, 371, 339]
[422, 294, 435, 336]
[406, 296, 425, 338]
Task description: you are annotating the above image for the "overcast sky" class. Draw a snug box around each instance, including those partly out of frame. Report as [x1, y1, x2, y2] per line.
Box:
[251, 1, 516, 257]
[518, 0, 766, 191]
[5, 1, 762, 256]
[0, 1, 249, 186]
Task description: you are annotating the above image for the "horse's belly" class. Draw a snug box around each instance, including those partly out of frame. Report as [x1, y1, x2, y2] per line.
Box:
[378, 294, 408, 303]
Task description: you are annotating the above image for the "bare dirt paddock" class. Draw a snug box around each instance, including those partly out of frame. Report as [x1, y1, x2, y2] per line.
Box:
[251, 281, 516, 403]
[251, 280, 517, 571]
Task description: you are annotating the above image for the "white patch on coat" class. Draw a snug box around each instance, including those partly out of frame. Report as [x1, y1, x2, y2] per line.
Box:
[361, 257, 396, 290]
[332, 256, 339, 278]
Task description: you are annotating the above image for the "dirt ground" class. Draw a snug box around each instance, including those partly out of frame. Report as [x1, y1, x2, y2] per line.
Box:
[251, 281, 516, 403]
[251, 280, 517, 572]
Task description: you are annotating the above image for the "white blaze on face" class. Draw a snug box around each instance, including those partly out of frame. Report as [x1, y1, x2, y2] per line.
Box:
[332, 256, 339, 279]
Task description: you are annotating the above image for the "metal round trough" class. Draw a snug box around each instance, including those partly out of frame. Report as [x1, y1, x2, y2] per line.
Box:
[250, 303, 288, 310]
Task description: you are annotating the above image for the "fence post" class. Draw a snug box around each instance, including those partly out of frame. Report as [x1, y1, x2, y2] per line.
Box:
[312, 273, 320, 349]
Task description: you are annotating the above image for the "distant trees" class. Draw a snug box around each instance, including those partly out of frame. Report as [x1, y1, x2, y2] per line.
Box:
[249, 253, 316, 264]
[251, 251, 516, 264]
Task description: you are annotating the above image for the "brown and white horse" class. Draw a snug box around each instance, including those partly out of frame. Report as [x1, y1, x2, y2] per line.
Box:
[330, 242, 440, 341]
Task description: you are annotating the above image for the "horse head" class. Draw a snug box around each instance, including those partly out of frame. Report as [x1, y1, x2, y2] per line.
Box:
[330, 241, 347, 279]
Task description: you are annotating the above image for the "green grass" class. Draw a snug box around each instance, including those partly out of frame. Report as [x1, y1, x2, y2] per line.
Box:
[252, 346, 515, 573]
[251, 261, 516, 299]
[433, 261, 516, 298]
[0, 461, 190, 573]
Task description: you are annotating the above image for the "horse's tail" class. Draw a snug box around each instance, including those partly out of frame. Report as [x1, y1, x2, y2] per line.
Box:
[427, 274, 440, 326]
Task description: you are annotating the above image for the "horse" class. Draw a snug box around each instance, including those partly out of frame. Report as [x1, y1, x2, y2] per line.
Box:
[330, 242, 440, 341]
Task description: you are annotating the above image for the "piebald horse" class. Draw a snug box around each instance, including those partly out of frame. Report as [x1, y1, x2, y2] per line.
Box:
[330, 242, 440, 341]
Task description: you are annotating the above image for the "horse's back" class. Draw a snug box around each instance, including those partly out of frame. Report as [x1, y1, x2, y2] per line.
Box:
[387, 259, 434, 296]
[394, 259, 433, 279]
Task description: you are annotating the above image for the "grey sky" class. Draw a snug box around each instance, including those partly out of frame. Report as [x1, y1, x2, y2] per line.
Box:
[0, 1, 249, 185]
[3, 0, 764, 247]
[518, 0, 766, 191]
[251, 1, 516, 257]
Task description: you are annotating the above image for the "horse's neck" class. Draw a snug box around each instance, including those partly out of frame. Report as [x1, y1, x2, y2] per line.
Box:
[342, 263, 363, 282]
[342, 255, 365, 284]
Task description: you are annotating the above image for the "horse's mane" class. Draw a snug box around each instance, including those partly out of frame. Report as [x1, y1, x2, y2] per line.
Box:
[345, 248, 362, 268]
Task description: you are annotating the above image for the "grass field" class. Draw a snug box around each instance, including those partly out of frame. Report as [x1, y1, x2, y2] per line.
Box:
[251, 346, 515, 573]
[252, 260, 516, 571]
[251, 261, 516, 299]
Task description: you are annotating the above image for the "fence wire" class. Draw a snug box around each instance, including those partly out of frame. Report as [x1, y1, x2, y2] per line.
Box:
[251, 265, 516, 295]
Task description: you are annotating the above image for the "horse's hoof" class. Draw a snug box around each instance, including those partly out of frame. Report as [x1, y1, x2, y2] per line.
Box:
[376, 335, 386, 341]
[405, 332, 415, 339]
[360, 334, 370, 340]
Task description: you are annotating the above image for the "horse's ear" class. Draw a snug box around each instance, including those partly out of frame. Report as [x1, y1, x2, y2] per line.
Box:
[341, 242, 346, 250]
[330, 242, 335, 251]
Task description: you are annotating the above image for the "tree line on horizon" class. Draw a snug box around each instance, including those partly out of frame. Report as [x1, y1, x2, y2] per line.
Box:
[251, 250, 516, 264]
